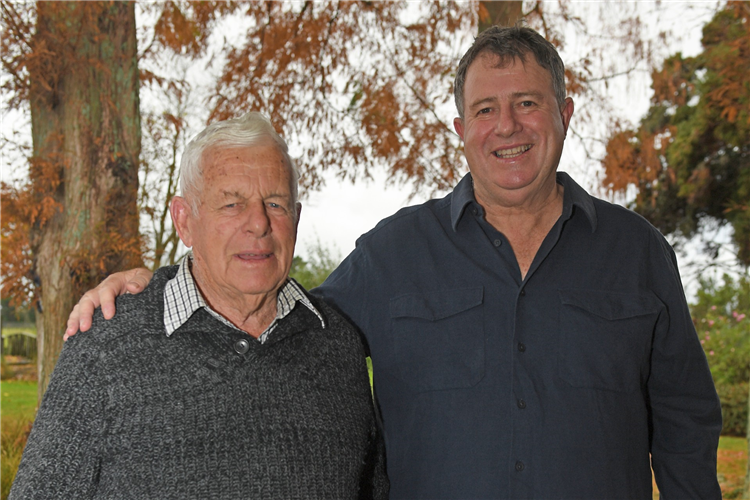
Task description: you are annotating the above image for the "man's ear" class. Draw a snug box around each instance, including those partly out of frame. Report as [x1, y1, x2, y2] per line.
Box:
[170, 196, 194, 248]
[561, 97, 574, 137]
[294, 202, 302, 231]
[453, 117, 465, 141]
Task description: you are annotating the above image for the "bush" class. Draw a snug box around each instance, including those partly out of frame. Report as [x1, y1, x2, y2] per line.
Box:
[715, 383, 749, 437]
[690, 274, 749, 437]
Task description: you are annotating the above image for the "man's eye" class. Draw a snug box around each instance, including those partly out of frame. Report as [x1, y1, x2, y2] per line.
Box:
[224, 203, 237, 209]
[478, 108, 491, 115]
[268, 202, 281, 209]
[520, 101, 535, 107]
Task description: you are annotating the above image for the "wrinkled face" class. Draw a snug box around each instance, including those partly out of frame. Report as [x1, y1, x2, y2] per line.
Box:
[172, 144, 300, 305]
[453, 53, 574, 208]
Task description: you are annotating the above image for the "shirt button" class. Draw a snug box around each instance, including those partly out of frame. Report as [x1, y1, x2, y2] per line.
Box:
[234, 339, 250, 354]
[519, 288, 526, 296]
[517, 342, 526, 352]
[493, 239, 502, 247]
[517, 399, 526, 409]
[472, 208, 479, 216]
[515, 461, 525, 472]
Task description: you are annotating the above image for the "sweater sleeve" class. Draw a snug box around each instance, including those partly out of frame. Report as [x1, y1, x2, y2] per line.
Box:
[9, 334, 106, 499]
[358, 408, 390, 500]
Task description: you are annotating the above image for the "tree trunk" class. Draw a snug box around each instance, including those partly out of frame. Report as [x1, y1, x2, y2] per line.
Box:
[29, 1, 142, 400]
[478, 1, 524, 33]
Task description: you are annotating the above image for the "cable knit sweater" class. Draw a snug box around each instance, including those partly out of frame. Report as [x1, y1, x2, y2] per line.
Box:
[10, 266, 388, 499]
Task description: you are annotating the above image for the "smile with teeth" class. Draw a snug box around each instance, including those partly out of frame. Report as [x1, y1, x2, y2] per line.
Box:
[493, 144, 532, 158]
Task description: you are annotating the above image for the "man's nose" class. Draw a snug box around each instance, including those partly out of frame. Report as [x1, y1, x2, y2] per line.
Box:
[494, 106, 522, 137]
[244, 203, 270, 236]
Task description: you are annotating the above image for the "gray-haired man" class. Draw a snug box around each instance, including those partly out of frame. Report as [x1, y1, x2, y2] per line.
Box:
[12, 112, 388, 499]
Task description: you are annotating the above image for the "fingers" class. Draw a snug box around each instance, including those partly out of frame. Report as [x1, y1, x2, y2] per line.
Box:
[63, 268, 153, 340]
[124, 268, 152, 294]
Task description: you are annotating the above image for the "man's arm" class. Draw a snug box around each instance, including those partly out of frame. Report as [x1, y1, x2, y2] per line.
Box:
[647, 233, 722, 498]
[64, 267, 152, 339]
[9, 336, 106, 498]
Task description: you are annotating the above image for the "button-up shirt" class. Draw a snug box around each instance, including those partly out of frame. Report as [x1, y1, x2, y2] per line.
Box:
[316, 172, 721, 499]
[165, 253, 324, 342]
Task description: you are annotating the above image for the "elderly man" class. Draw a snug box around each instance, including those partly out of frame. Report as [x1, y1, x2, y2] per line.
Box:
[67, 27, 721, 499]
[12, 113, 387, 499]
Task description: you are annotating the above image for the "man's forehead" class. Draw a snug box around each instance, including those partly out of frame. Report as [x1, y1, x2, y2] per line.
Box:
[471, 50, 531, 73]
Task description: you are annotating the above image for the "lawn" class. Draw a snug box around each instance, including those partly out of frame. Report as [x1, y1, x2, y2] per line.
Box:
[1, 380, 37, 500]
[1, 379, 747, 499]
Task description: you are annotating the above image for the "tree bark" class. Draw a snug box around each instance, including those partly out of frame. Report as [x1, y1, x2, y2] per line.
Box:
[478, 1, 524, 33]
[29, 1, 142, 400]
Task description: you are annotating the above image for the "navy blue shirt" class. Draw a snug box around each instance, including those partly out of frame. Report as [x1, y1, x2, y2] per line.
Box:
[316, 172, 721, 499]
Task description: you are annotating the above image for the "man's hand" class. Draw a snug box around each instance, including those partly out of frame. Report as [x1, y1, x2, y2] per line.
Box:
[64, 268, 153, 339]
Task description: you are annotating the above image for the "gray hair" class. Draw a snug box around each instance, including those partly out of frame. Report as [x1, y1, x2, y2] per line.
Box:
[454, 25, 567, 119]
[179, 112, 299, 212]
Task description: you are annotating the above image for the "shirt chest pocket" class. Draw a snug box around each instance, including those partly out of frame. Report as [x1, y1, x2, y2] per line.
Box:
[389, 287, 485, 393]
[558, 289, 662, 394]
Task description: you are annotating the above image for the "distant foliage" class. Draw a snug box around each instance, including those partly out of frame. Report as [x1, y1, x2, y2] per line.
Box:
[289, 242, 341, 291]
[690, 274, 750, 436]
[602, 2, 750, 264]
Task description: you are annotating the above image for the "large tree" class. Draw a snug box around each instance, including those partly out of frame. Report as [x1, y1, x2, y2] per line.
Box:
[1, 2, 142, 398]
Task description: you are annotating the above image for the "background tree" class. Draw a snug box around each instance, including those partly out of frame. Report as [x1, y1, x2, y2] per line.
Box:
[602, 1, 750, 266]
[289, 240, 341, 291]
[1, 1, 143, 398]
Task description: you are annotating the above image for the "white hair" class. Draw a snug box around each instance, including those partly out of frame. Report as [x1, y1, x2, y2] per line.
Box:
[179, 112, 299, 213]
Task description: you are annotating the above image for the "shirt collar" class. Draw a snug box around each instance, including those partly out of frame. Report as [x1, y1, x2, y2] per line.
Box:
[163, 252, 325, 341]
[450, 171, 597, 232]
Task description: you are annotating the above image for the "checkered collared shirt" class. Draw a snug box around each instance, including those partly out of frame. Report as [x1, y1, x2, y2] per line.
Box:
[163, 253, 325, 343]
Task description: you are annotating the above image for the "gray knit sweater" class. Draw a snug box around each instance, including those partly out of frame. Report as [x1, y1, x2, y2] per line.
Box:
[11, 266, 388, 499]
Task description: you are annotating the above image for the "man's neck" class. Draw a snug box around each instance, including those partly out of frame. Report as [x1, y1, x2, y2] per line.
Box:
[478, 181, 564, 280]
[189, 260, 280, 338]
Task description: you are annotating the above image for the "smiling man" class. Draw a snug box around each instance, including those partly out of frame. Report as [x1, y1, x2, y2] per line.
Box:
[66, 27, 721, 499]
[11, 113, 387, 499]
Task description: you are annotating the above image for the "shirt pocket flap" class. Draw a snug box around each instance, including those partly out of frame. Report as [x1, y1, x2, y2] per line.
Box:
[390, 287, 484, 321]
[559, 289, 661, 321]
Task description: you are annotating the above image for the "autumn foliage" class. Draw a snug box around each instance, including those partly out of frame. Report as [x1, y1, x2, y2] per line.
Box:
[602, 1, 750, 264]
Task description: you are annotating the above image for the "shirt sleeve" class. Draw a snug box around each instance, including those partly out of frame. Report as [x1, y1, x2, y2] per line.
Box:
[313, 245, 372, 352]
[647, 232, 722, 499]
[9, 336, 105, 499]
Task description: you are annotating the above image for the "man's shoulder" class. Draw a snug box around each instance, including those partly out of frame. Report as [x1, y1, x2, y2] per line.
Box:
[77, 265, 177, 346]
[591, 196, 664, 236]
[356, 195, 451, 247]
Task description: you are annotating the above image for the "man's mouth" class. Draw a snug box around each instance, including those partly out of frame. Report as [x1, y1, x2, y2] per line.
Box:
[493, 144, 532, 159]
[236, 252, 272, 261]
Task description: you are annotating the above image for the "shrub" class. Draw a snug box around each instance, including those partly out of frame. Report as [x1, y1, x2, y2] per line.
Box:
[715, 382, 749, 437]
[690, 274, 750, 436]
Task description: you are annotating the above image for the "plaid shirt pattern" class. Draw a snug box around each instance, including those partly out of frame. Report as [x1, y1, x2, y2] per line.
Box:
[163, 253, 325, 343]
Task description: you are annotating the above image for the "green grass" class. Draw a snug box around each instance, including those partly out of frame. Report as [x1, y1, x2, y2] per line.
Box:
[1, 380, 37, 420]
[1, 380, 37, 500]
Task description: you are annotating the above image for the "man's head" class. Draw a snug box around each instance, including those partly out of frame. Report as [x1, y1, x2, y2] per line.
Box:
[454, 26, 567, 120]
[452, 26, 574, 209]
[171, 112, 301, 307]
[179, 112, 299, 214]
